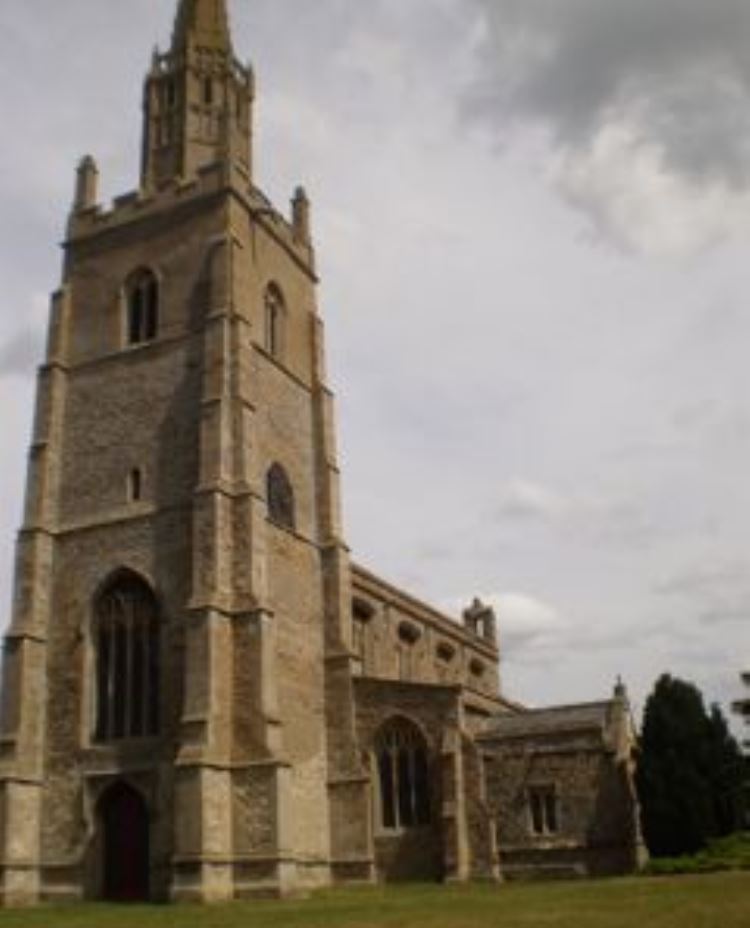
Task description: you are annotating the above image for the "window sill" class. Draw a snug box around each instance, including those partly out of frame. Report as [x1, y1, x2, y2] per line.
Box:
[86, 736, 162, 751]
[81, 739, 165, 775]
[375, 825, 432, 838]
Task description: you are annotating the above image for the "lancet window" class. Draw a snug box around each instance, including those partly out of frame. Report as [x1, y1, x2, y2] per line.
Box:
[126, 269, 159, 345]
[264, 283, 286, 360]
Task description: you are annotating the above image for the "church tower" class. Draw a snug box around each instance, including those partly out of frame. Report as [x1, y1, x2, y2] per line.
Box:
[0, 0, 371, 904]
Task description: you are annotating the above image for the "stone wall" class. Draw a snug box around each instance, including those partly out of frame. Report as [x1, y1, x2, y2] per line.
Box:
[481, 705, 643, 879]
[351, 566, 500, 698]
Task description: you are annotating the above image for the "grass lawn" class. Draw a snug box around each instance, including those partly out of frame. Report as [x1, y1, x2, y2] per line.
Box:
[1, 872, 748, 928]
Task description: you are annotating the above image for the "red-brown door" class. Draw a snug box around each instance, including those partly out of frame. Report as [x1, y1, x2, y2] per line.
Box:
[100, 783, 150, 902]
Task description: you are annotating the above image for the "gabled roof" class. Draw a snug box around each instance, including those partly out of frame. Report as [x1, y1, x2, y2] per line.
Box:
[479, 701, 613, 741]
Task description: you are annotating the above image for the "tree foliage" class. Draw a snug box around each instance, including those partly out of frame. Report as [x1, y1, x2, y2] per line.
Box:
[636, 674, 745, 858]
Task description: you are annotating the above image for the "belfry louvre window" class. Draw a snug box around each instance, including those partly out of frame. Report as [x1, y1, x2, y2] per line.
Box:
[264, 283, 285, 359]
[94, 573, 159, 742]
[375, 719, 430, 831]
[529, 786, 559, 835]
[266, 463, 295, 530]
[126, 269, 159, 345]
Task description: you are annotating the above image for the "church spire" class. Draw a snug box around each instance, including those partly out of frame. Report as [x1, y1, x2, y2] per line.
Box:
[141, 0, 254, 189]
[172, 0, 232, 53]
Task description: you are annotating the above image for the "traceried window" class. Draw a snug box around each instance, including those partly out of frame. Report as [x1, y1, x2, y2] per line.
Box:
[528, 786, 559, 835]
[94, 572, 159, 742]
[264, 283, 285, 360]
[126, 269, 159, 345]
[266, 463, 295, 530]
[375, 718, 430, 831]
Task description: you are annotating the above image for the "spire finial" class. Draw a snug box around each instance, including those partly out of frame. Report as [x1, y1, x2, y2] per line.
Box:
[73, 155, 99, 213]
[172, 0, 232, 52]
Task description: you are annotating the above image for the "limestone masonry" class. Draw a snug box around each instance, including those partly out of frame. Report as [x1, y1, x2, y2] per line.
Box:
[0, 0, 646, 904]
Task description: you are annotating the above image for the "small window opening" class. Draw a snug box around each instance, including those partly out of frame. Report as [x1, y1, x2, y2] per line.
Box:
[469, 658, 485, 678]
[398, 621, 421, 645]
[128, 469, 142, 502]
[127, 270, 159, 345]
[203, 77, 214, 105]
[529, 786, 559, 835]
[266, 463, 295, 530]
[436, 642, 456, 663]
[165, 79, 176, 108]
[353, 597, 375, 622]
[264, 284, 285, 360]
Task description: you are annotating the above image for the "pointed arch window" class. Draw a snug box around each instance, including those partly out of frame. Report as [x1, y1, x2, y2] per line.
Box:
[375, 718, 431, 831]
[266, 463, 295, 530]
[94, 573, 159, 742]
[126, 270, 159, 346]
[264, 283, 286, 360]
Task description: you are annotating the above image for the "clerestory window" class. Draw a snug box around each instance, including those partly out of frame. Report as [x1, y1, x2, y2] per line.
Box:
[94, 572, 159, 742]
[126, 270, 159, 346]
[375, 718, 431, 831]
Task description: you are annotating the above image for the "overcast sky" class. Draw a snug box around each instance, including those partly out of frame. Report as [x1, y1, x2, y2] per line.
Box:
[1, 0, 749, 730]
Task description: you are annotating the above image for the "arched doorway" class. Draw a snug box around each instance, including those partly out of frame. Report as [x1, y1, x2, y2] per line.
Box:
[98, 783, 150, 902]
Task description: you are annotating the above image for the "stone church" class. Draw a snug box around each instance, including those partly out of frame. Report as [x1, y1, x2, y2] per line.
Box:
[0, 0, 645, 906]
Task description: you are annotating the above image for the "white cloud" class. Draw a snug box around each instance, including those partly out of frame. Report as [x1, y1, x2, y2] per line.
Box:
[549, 121, 750, 256]
[484, 592, 567, 653]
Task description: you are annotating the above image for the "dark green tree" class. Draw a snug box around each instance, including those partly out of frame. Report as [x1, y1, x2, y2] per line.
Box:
[636, 674, 744, 857]
[706, 704, 745, 835]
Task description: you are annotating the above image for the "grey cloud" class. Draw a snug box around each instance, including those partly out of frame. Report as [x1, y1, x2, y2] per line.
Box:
[655, 561, 749, 598]
[492, 479, 658, 552]
[465, 0, 750, 249]
[494, 479, 567, 522]
[467, 0, 750, 178]
[654, 561, 750, 628]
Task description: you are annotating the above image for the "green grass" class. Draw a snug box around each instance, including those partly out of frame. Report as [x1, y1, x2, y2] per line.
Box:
[1, 872, 749, 928]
